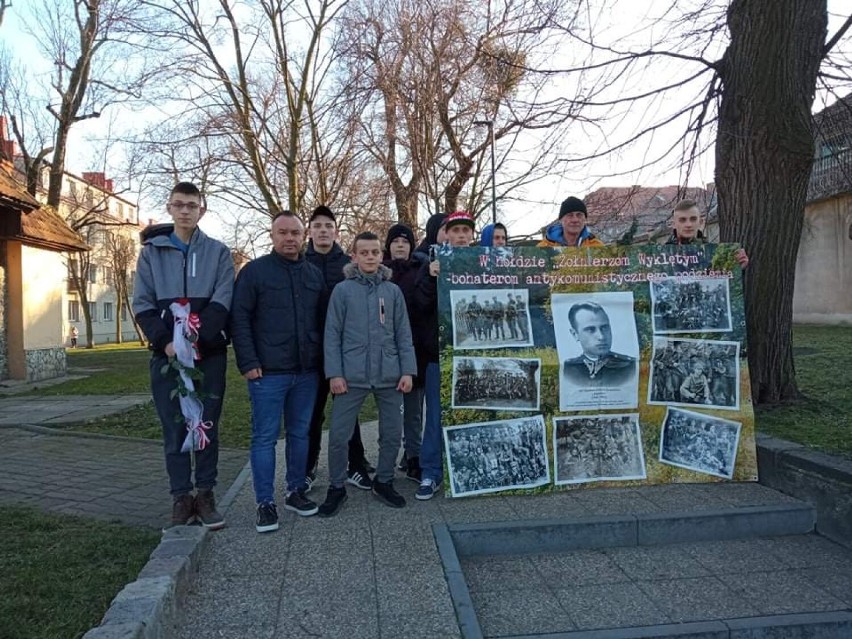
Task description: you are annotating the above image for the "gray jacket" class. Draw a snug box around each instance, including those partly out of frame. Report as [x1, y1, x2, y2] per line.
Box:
[324, 263, 416, 388]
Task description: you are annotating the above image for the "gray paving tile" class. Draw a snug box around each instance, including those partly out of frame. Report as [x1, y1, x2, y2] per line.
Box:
[173, 622, 275, 639]
[197, 525, 293, 579]
[717, 569, 847, 615]
[764, 534, 852, 569]
[574, 487, 663, 514]
[800, 567, 852, 605]
[606, 545, 712, 580]
[462, 556, 546, 593]
[708, 481, 801, 507]
[637, 576, 759, 622]
[375, 562, 456, 618]
[439, 495, 518, 524]
[530, 550, 631, 587]
[473, 589, 575, 636]
[682, 538, 790, 574]
[378, 611, 462, 639]
[277, 589, 378, 639]
[506, 490, 590, 519]
[553, 582, 671, 630]
[181, 575, 282, 627]
[637, 483, 731, 511]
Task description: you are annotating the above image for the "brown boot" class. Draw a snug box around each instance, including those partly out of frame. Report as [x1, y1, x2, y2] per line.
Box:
[167, 494, 195, 529]
[195, 489, 225, 530]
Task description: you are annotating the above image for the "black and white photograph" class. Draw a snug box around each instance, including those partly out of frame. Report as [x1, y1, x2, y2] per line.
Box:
[450, 289, 534, 350]
[648, 338, 740, 410]
[553, 414, 646, 485]
[650, 276, 732, 334]
[452, 357, 541, 411]
[552, 291, 640, 411]
[659, 407, 742, 479]
[443, 415, 550, 497]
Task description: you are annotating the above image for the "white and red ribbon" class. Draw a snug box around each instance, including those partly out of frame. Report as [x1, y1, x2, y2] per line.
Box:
[170, 300, 208, 453]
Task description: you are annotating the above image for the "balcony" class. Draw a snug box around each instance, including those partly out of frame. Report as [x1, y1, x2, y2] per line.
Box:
[807, 148, 852, 203]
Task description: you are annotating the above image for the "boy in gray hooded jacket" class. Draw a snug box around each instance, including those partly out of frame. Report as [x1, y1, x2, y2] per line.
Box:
[318, 232, 417, 516]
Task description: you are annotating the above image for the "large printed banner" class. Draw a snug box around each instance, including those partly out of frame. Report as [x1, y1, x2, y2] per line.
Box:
[436, 243, 757, 498]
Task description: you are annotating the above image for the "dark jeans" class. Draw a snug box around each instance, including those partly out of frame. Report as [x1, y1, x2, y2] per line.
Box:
[150, 352, 226, 496]
[307, 376, 366, 473]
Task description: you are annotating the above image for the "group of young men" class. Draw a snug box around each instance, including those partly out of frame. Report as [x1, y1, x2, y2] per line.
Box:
[133, 184, 748, 532]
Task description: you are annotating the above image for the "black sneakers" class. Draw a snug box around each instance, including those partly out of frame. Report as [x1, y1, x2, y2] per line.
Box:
[256, 502, 279, 533]
[194, 489, 225, 530]
[346, 468, 373, 490]
[372, 479, 406, 508]
[318, 486, 348, 518]
[284, 490, 319, 517]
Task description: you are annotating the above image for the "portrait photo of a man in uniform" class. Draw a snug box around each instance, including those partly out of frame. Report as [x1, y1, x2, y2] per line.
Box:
[553, 292, 640, 411]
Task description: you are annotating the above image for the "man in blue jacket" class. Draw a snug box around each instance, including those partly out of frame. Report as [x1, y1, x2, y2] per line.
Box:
[133, 181, 234, 530]
[230, 212, 327, 533]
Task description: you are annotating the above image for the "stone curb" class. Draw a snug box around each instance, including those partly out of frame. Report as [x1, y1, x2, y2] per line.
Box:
[447, 502, 815, 557]
[5, 423, 164, 445]
[756, 434, 852, 546]
[81, 458, 253, 639]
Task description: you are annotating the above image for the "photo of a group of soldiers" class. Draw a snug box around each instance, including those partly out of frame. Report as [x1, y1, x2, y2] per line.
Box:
[648, 337, 740, 410]
[553, 414, 646, 485]
[651, 277, 733, 333]
[452, 357, 541, 411]
[450, 289, 533, 349]
[659, 407, 741, 479]
[444, 416, 550, 497]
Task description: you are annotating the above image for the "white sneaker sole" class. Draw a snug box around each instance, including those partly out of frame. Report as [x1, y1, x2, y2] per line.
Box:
[256, 521, 279, 533]
[284, 504, 319, 517]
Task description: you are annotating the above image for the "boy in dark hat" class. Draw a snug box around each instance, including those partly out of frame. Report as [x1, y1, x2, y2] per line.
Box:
[538, 196, 604, 248]
[383, 223, 428, 481]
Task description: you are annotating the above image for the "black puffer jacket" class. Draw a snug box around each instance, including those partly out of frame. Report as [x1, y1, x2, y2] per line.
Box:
[383, 253, 429, 385]
[230, 252, 327, 375]
[305, 241, 350, 289]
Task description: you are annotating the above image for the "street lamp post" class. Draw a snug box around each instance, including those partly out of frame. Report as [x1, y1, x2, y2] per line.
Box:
[474, 119, 497, 224]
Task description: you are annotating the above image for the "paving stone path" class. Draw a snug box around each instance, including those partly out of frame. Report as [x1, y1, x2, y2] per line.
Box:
[0, 396, 246, 529]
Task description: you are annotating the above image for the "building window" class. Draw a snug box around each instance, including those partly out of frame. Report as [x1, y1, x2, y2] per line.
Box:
[102, 266, 113, 286]
[103, 302, 113, 322]
[88, 302, 97, 321]
[69, 180, 77, 198]
[121, 305, 128, 321]
[67, 258, 78, 281]
[89, 265, 97, 284]
[68, 301, 80, 322]
[118, 203, 125, 219]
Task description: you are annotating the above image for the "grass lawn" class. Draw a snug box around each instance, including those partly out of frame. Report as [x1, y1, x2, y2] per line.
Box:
[0, 505, 159, 639]
[755, 324, 852, 458]
[29, 345, 377, 449]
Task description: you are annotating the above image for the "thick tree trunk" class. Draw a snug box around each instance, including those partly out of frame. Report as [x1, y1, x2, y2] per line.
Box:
[715, 0, 827, 405]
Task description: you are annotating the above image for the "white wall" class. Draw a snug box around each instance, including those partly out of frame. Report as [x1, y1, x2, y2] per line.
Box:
[21, 245, 64, 349]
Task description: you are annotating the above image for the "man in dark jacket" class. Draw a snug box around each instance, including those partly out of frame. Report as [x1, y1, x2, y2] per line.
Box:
[133, 181, 234, 530]
[304, 206, 371, 490]
[230, 212, 327, 533]
[382, 223, 427, 481]
[666, 199, 749, 268]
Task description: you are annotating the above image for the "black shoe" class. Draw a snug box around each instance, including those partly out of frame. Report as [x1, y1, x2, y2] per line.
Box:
[346, 468, 373, 490]
[405, 456, 422, 483]
[284, 490, 318, 517]
[318, 486, 348, 518]
[256, 502, 279, 533]
[372, 479, 406, 508]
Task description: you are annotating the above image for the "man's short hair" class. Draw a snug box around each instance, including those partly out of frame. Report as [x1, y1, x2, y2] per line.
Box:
[673, 199, 699, 214]
[170, 182, 205, 207]
[494, 222, 508, 235]
[271, 210, 298, 225]
[567, 301, 608, 330]
[309, 205, 336, 224]
[351, 230, 379, 252]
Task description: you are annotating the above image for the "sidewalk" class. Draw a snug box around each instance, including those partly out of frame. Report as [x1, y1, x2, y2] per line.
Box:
[170, 421, 852, 639]
[0, 396, 246, 529]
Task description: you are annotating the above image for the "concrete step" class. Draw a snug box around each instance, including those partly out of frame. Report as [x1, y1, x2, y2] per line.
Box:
[433, 484, 852, 638]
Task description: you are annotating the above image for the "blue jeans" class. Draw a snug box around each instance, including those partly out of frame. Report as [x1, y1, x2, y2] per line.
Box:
[419, 362, 443, 483]
[248, 372, 318, 503]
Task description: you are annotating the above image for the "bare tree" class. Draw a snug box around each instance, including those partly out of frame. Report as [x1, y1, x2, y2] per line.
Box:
[0, 1, 10, 28]
[106, 230, 145, 344]
[337, 0, 583, 228]
[537, 0, 852, 404]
